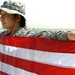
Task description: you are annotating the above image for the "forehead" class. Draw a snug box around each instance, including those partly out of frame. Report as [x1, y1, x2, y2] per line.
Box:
[0, 10, 10, 15]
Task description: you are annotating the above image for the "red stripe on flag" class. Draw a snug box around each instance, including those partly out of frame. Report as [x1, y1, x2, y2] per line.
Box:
[0, 71, 8, 75]
[0, 36, 75, 53]
[39, 67, 75, 75]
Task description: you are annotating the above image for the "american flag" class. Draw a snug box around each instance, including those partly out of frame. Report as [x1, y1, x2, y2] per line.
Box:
[0, 36, 75, 75]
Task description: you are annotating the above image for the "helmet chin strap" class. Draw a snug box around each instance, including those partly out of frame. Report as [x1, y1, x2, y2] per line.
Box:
[9, 19, 16, 35]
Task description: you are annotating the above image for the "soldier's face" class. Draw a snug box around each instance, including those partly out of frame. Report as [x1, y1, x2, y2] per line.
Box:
[0, 10, 16, 30]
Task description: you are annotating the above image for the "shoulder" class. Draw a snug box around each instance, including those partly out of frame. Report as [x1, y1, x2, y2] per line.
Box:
[0, 30, 9, 35]
[23, 28, 36, 36]
[13, 28, 36, 36]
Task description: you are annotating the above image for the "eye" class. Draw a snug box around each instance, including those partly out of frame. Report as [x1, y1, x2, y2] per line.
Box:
[4, 13, 8, 17]
[0, 13, 8, 18]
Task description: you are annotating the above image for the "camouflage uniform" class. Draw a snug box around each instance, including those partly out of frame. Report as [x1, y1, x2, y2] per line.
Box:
[0, 28, 68, 41]
[36, 30, 68, 41]
[0, 27, 35, 36]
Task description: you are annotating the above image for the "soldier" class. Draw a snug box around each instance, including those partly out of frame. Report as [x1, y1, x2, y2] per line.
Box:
[0, 0, 75, 41]
[0, 0, 35, 36]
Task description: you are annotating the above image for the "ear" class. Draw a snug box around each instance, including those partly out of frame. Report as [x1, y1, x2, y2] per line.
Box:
[15, 15, 21, 22]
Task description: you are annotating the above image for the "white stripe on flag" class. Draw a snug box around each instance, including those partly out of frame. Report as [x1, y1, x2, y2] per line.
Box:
[0, 62, 37, 75]
[1, 44, 75, 68]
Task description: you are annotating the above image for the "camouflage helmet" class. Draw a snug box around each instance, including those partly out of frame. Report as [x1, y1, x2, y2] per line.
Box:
[0, 0, 25, 20]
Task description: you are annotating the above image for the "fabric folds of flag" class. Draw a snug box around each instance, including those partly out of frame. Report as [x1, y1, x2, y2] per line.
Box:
[0, 36, 75, 75]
